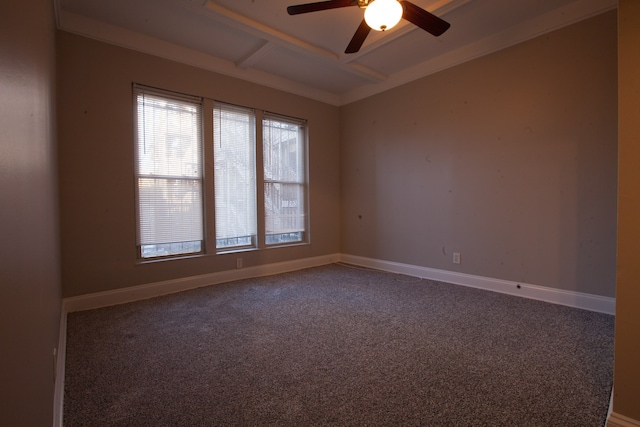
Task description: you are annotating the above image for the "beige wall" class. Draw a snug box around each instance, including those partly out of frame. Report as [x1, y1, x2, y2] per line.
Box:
[340, 11, 618, 298]
[56, 32, 341, 297]
[613, 0, 640, 421]
[0, 0, 62, 425]
[2, 3, 634, 423]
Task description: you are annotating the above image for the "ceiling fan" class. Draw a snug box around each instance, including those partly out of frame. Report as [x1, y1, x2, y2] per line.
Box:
[287, 0, 451, 54]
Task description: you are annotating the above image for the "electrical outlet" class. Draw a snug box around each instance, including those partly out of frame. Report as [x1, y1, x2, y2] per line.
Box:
[236, 258, 243, 269]
[453, 252, 461, 264]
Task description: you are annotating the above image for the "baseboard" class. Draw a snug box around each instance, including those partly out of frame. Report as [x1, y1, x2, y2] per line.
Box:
[53, 304, 67, 427]
[54, 252, 616, 426]
[63, 253, 341, 313]
[63, 252, 615, 315]
[339, 254, 616, 315]
[608, 412, 640, 427]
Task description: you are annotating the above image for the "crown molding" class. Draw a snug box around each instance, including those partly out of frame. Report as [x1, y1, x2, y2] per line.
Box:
[56, 0, 616, 107]
[57, 10, 342, 106]
[340, 0, 617, 104]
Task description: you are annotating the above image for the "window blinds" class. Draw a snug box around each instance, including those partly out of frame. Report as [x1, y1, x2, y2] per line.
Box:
[262, 113, 307, 243]
[213, 102, 257, 248]
[134, 85, 204, 256]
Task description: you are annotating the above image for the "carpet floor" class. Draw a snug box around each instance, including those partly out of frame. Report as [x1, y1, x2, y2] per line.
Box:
[63, 263, 614, 426]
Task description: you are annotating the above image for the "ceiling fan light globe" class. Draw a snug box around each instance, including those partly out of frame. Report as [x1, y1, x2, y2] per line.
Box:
[364, 0, 403, 31]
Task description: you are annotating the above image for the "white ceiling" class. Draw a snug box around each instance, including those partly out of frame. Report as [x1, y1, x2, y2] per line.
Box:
[55, 0, 616, 106]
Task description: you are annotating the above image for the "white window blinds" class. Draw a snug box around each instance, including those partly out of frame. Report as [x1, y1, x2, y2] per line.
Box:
[263, 113, 307, 245]
[134, 85, 204, 258]
[214, 102, 257, 249]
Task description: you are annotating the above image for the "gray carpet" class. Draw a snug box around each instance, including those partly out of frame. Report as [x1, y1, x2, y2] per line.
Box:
[63, 263, 614, 426]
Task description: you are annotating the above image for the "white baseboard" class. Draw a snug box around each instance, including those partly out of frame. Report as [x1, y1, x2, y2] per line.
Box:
[339, 254, 616, 315]
[53, 305, 67, 427]
[56, 253, 336, 425]
[63, 253, 341, 313]
[55, 252, 616, 426]
[608, 412, 640, 427]
[65, 252, 616, 315]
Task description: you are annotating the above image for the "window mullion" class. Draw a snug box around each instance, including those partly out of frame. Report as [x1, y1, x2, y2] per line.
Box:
[202, 98, 215, 254]
[255, 109, 266, 249]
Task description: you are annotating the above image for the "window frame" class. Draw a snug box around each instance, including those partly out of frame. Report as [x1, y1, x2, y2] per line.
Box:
[133, 84, 206, 260]
[213, 101, 258, 252]
[132, 85, 310, 261]
[262, 111, 309, 247]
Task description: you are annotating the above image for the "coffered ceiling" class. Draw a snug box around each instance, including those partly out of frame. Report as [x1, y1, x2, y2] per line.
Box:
[55, 0, 616, 105]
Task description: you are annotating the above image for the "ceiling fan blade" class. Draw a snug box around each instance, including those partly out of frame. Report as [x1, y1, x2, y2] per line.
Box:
[287, 0, 357, 15]
[345, 19, 371, 54]
[399, 1, 450, 37]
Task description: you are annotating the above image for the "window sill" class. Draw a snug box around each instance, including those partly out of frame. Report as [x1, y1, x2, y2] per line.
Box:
[135, 242, 309, 265]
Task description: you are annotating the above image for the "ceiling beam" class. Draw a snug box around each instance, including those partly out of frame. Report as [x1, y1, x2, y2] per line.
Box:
[57, 10, 342, 105]
[190, 0, 387, 83]
[236, 41, 278, 69]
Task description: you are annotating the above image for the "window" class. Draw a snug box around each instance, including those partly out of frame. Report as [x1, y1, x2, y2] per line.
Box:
[134, 86, 204, 258]
[263, 113, 307, 245]
[133, 86, 308, 260]
[213, 103, 257, 250]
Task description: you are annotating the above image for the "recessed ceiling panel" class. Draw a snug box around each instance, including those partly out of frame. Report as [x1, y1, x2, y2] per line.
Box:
[60, 0, 266, 61]
[216, 0, 381, 55]
[252, 45, 373, 94]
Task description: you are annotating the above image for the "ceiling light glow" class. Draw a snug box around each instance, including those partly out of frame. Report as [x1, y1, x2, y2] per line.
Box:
[364, 0, 403, 32]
